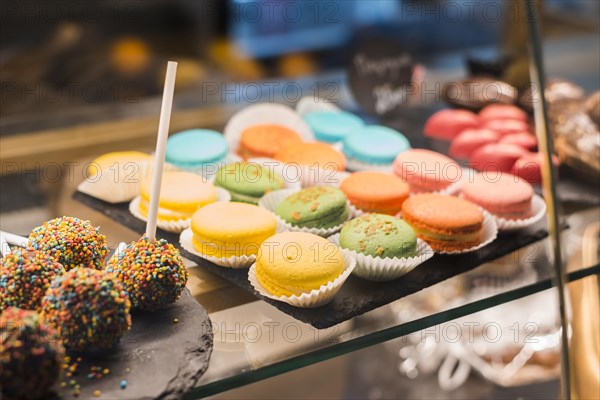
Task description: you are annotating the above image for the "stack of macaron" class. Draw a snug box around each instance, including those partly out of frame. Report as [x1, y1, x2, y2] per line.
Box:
[165, 129, 231, 175]
[342, 125, 411, 171]
[213, 161, 287, 204]
[425, 104, 555, 183]
[340, 171, 410, 215]
[393, 149, 463, 194]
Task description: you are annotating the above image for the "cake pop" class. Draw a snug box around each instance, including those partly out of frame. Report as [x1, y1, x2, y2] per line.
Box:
[0, 307, 64, 400]
[107, 237, 188, 310]
[41, 267, 131, 351]
[28, 216, 108, 270]
[1, 248, 64, 311]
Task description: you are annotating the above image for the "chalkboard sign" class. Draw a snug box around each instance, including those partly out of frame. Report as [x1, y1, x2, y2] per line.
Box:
[348, 38, 416, 116]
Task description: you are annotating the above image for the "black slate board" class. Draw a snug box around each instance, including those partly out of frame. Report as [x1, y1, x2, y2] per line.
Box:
[74, 191, 551, 329]
[55, 288, 213, 400]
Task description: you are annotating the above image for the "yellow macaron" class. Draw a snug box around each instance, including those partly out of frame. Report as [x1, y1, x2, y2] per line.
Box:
[191, 202, 276, 258]
[256, 232, 345, 297]
[139, 171, 217, 221]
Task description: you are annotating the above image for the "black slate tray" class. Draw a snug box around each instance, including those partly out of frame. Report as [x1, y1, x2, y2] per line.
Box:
[55, 289, 213, 400]
[74, 191, 551, 329]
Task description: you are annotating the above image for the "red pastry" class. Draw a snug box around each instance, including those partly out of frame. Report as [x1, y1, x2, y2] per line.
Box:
[479, 104, 528, 122]
[469, 143, 529, 172]
[449, 129, 500, 160]
[424, 109, 479, 141]
[511, 152, 559, 184]
[499, 132, 538, 151]
[482, 119, 530, 136]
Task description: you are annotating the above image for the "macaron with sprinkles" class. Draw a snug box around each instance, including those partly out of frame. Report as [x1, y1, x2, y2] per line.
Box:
[28, 216, 108, 270]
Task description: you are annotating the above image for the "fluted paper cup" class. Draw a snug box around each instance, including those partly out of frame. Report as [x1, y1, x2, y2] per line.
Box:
[495, 195, 547, 232]
[179, 228, 255, 269]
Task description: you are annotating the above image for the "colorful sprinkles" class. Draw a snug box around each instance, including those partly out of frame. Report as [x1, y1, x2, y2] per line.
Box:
[41, 268, 131, 351]
[28, 216, 108, 270]
[107, 237, 188, 310]
[1, 248, 64, 311]
[0, 307, 64, 400]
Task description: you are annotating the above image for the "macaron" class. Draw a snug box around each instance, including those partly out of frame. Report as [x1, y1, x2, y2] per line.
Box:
[461, 172, 533, 219]
[256, 232, 345, 297]
[482, 119, 530, 136]
[340, 171, 409, 215]
[401, 193, 484, 252]
[304, 111, 364, 143]
[214, 162, 285, 204]
[191, 202, 276, 258]
[469, 143, 529, 172]
[393, 149, 462, 193]
[511, 152, 559, 184]
[275, 186, 348, 229]
[339, 213, 417, 258]
[424, 109, 479, 140]
[479, 104, 528, 122]
[166, 129, 228, 170]
[498, 132, 538, 151]
[343, 125, 411, 166]
[449, 129, 500, 160]
[139, 171, 217, 221]
[274, 142, 346, 172]
[239, 124, 302, 159]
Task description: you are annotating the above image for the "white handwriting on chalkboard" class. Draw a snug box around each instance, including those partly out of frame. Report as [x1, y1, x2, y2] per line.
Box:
[373, 83, 408, 114]
[354, 53, 411, 79]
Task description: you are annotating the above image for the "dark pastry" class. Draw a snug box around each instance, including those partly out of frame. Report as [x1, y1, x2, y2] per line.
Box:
[443, 77, 518, 111]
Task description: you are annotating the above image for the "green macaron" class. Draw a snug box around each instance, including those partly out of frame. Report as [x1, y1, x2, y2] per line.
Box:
[275, 186, 349, 229]
[214, 162, 285, 204]
[339, 213, 417, 258]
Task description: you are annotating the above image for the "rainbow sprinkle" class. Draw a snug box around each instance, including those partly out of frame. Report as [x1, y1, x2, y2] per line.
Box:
[0, 307, 64, 399]
[41, 268, 131, 351]
[107, 237, 188, 310]
[1, 248, 64, 311]
[28, 216, 108, 270]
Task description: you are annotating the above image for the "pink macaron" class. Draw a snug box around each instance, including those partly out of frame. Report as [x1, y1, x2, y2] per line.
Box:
[511, 152, 559, 184]
[469, 143, 529, 172]
[499, 132, 538, 151]
[424, 109, 479, 141]
[479, 104, 528, 122]
[461, 172, 534, 219]
[449, 128, 500, 159]
[393, 149, 462, 193]
[482, 119, 530, 136]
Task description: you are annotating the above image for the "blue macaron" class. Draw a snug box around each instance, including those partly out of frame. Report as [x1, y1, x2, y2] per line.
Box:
[166, 129, 229, 170]
[343, 125, 411, 165]
[304, 111, 364, 143]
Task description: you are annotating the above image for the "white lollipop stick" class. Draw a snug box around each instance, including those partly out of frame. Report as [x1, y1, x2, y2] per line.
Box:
[0, 231, 28, 250]
[145, 61, 178, 241]
[109, 242, 128, 263]
[0, 232, 11, 256]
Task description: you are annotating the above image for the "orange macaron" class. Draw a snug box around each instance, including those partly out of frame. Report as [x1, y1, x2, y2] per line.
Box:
[239, 124, 302, 159]
[274, 142, 346, 171]
[340, 171, 410, 215]
[401, 193, 484, 252]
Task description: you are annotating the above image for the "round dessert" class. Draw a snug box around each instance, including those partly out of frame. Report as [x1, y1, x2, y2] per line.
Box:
[481, 119, 530, 136]
[339, 214, 417, 258]
[340, 171, 409, 215]
[401, 194, 484, 252]
[479, 104, 528, 122]
[304, 111, 364, 143]
[191, 202, 276, 258]
[41, 267, 131, 351]
[214, 162, 285, 204]
[469, 143, 529, 172]
[343, 125, 411, 166]
[461, 173, 534, 219]
[239, 124, 302, 159]
[256, 232, 345, 297]
[107, 237, 188, 310]
[511, 152, 559, 184]
[275, 186, 348, 229]
[1, 248, 64, 311]
[0, 307, 64, 400]
[139, 171, 217, 222]
[393, 149, 462, 193]
[424, 109, 480, 140]
[166, 129, 228, 170]
[28, 216, 108, 270]
[449, 128, 500, 160]
[274, 142, 346, 172]
[498, 132, 537, 151]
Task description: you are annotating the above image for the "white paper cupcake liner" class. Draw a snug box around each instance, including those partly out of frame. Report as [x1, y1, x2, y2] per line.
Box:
[128, 188, 231, 233]
[247, 252, 356, 308]
[223, 103, 314, 153]
[427, 209, 498, 255]
[495, 194, 547, 232]
[295, 96, 341, 117]
[258, 189, 355, 237]
[328, 234, 434, 281]
[345, 158, 394, 173]
[179, 228, 255, 269]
